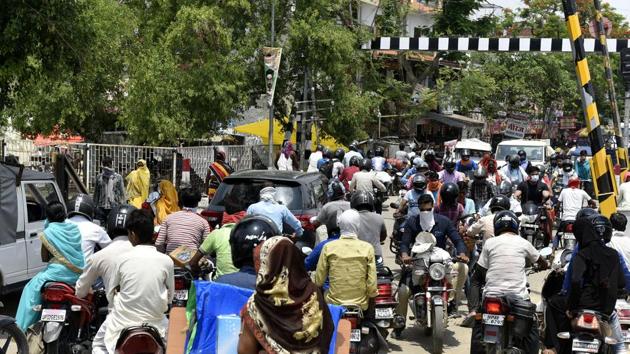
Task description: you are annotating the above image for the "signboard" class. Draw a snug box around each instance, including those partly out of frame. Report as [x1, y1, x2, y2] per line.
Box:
[589, 17, 613, 38]
[262, 47, 282, 107]
[560, 116, 576, 130]
[504, 119, 527, 138]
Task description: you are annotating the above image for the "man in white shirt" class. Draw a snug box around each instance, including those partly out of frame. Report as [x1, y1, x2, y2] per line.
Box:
[558, 177, 593, 221]
[102, 209, 174, 354]
[617, 175, 630, 211]
[67, 194, 111, 261]
[609, 213, 630, 269]
[307, 144, 323, 172]
[75, 205, 135, 354]
[343, 143, 363, 167]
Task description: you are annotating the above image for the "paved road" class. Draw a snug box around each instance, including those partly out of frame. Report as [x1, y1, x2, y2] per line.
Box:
[379, 203, 548, 353]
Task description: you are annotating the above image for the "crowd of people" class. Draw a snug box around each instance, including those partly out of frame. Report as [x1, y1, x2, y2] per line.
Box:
[13, 139, 630, 354]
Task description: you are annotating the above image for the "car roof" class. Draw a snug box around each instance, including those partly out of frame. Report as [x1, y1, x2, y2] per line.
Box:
[497, 139, 548, 147]
[225, 169, 321, 182]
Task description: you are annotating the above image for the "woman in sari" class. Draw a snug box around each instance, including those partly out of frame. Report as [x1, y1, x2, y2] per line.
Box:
[238, 236, 334, 354]
[126, 159, 150, 208]
[15, 201, 85, 331]
[154, 180, 180, 225]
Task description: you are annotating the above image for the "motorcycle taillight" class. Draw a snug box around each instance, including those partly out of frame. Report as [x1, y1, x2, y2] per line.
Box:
[565, 223, 574, 232]
[576, 312, 600, 330]
[377, 283, 392, 298]
[484, 298, 503, 315]
[43, 288, 69, 303]
[175, 277, 186, 290]
[345, 316, 358, 329]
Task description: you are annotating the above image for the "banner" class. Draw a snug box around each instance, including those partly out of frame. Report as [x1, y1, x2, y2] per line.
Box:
[560, 116, 576, 130]
[262, 47, 282, 107]
[504, 119, 528, 138]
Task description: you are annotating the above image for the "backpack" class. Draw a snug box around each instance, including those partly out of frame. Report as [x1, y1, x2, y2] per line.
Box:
[319, 160, 334, 179]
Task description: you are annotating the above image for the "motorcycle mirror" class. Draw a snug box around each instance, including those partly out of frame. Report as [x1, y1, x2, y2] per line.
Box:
[301, 247, 313, 256]
[557, 332, 570, 339]
[539, 247, 553, 258]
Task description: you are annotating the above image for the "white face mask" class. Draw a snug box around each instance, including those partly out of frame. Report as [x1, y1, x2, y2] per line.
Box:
[419, 210, 435, 231]
[530, 175, 540, 182]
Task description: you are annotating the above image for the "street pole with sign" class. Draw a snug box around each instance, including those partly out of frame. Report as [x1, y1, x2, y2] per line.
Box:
[622, 48, 630, 147]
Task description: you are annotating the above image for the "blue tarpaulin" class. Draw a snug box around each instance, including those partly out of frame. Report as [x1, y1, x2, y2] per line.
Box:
[188, 280, 344, 354]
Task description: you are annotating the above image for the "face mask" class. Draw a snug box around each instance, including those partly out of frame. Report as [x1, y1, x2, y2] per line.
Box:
[419, 210, 435, 231]
[530, 175, 540, 182]
[510, 162, 519, 168]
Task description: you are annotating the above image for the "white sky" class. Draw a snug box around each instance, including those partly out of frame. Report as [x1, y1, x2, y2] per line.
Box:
[494, 0, 630, 24]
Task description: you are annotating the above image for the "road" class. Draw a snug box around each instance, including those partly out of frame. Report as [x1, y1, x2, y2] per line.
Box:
[379, 202, 548, 353]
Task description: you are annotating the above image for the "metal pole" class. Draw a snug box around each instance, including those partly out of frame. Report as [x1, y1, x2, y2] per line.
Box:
[562, 0, 617, 216]
[310, 78, 319, 146]
[299, 66, 309, 171]
[267, 0, 275, 169]
[625, 90, 630, 146]
[593, 0, 628, 178]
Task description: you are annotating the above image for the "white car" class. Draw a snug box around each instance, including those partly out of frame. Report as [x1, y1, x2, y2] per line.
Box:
[495, 139, 555, 169]
[0, 164, 65, 294]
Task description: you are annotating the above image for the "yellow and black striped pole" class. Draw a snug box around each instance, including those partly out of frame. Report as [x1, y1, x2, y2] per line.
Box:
[562, 0, 617, 216]
[593, 0, 628, 179]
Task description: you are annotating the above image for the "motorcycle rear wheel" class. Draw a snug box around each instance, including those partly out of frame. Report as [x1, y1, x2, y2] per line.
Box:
[0, 322, 28, 354]
[432, 305, 445, 354]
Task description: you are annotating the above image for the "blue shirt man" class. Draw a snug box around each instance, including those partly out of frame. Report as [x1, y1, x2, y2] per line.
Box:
[246, 187, 304, 237]
[575, 154, 591, 181]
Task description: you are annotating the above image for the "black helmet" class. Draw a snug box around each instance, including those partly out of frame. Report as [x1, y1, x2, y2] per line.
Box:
[68, 194, 96, 221]
[322, 148, 332, 159]
[549, 153, 558, 163]
[415, 159, 429, 172]
[349, 141, 359, 152]
[517, 150, 527, 159]
[412, 174, 427, 192]
[474, 168, 488, 179]
[562, 159, 573, 172]
[334, 148, 345, 161]
[230, 215, 279, 268]
[316, 144, 324, 152]
[108, 204, 137, 237]
[375, 146, 384, 157]
[361, 158, 372, 171]
[439, 183, 459, 205]
[461, 149, 471, 158]
[499, 180, 513, 197]
[329, 179, 346, 201]
[591, 215, 613, 243]
[350, 156, 360, 167]
[350, 191, 374, 212]
[424, 149, 435, 159]
[489, 195, 511, 213]
[494, 210, 520, 235]
[576, 208, 598, 220]
[509, 154, 521, 168]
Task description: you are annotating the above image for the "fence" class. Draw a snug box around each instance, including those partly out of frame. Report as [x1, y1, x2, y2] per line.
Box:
[2, 138, 277, 194]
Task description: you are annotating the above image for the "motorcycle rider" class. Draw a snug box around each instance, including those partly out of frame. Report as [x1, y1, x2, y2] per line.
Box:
[351, 191, 387, 264]
[466, 195, 511, 241]
[439, 160, 465, 184]
[343, 141, 363, 167]
[469, 210, 548, 354]
[546, 153, 559, 177]
[455, 149, 478, 177]
[246, 186, 304, 237]
[350, 158, 387, 213]
[371, 146, 390, 172]
[486, 159, 502, 189]
[575, 149, 593, 196]
[398, 174, 433, 217]
[76, 205, 136, 354]
[401, 158, 429, 186]
[609, 213, 630, 269]
[404, 160, 430, 189]
[556, 176, 594, 247]
[518, 149, 532, 171]
[102, 209, 174, 354]
[500, 154, 528, 185]
[424, 149, 442, 172]
[340, 156, 360, 191]
[426, 170, 442, 202]
[307, 144, 324, 172]
[311, 180, 350, 244]
[435, 182, 464, 223]
[398, 194, 469, 322]
[317, 148, 333, 171]
[514, 165, 551, 207]
[314, 209, 378, 311]
[470, 168, 495, 212]
[458, 181, 477, 215]
[67, 194, 111, 261]
[478, 180, 522, 216]
[331, 148, 346, 178]
[552, 159, 576, 188]
[395, 143, 409, 163]
[155, 188, 211, 253]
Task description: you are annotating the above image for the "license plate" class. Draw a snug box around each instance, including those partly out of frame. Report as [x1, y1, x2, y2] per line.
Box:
[174, 289, 188, 301]
[572, 339, 600, 353]
[564, 233, 575, 240]
[350, 329, 361, 342]
[375, 307, 394, 319]
[41, 309, 66, 322]
[482, 314, 505, 326]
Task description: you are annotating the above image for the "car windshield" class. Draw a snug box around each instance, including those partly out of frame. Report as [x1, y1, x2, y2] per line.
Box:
[210, 180, 303, 211]
[496, 145, 545, 162]
[454, 149, 487, 159]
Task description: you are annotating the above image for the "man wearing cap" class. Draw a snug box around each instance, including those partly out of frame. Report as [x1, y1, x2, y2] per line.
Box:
[246, 186, 304, 237]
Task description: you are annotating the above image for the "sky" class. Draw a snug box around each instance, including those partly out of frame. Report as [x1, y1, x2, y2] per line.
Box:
[494, 0, 630, 23]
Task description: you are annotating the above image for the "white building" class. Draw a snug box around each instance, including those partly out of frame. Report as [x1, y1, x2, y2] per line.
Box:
[358, 0, 438, 36]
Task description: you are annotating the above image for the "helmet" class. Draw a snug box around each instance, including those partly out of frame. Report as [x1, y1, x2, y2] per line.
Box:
[322, 148, 332, 159]
[334, 148, 345, 161]
[499, 180, 513, 197]
[473, 168, 488, 179]
[461, 149, 471, 158]
[549, 153, 558, 162]
[361, 158, 372, 171]
[349, 141, 359, 152]
[68, 194, 96, 221]
[562, 159, 573, 172]
[489, 195, 510, 213]
[426, 170, 439, 181]
[412, 157, 423, 167]
[517, 150, 527, 160]
[350, 156, 361, 167]
[329, 180, 346, 201]
[350, 191, 375, 212]
[230, 215, 279, 268]
[415, 159, 429, 171]
[444, 160, 456, 171]
[316, 144, 324, 152]
[494, 210, 520, 235]
[568, 176, 580, 188]
[509, 155, 521, 168]
[412, 174, 427, 192]
[107, 204, 137, 236]
[375, 146, 384, 157]
[576, 208, 598, 220]
[424, 149, 435, 161]
[591, 215, 613, 243]
[439, 183, 459, 205]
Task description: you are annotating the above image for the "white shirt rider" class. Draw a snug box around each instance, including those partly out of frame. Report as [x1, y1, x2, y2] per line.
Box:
[68, 214, 111, 261]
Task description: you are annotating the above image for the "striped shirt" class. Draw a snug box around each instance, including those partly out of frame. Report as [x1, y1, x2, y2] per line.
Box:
[156, 210, 211, 253]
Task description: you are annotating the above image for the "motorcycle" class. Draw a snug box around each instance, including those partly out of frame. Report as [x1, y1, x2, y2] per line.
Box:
[173, 267, 194, 307]
[389, 191, 407, 254]
[478, 295, 538, 353]
[34, 281, 106, 353]
[616, 298, 630, 351]
[374, 266, 405, 339]
[519, 201, 550, 249]
[558, 310, 618, 354]
[0, 315, 28, 354]
[115, 324, 166, 354]
[404, 232, 455, 354]
[342, 304, 387, 354]
[556, 221, 576, 251]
